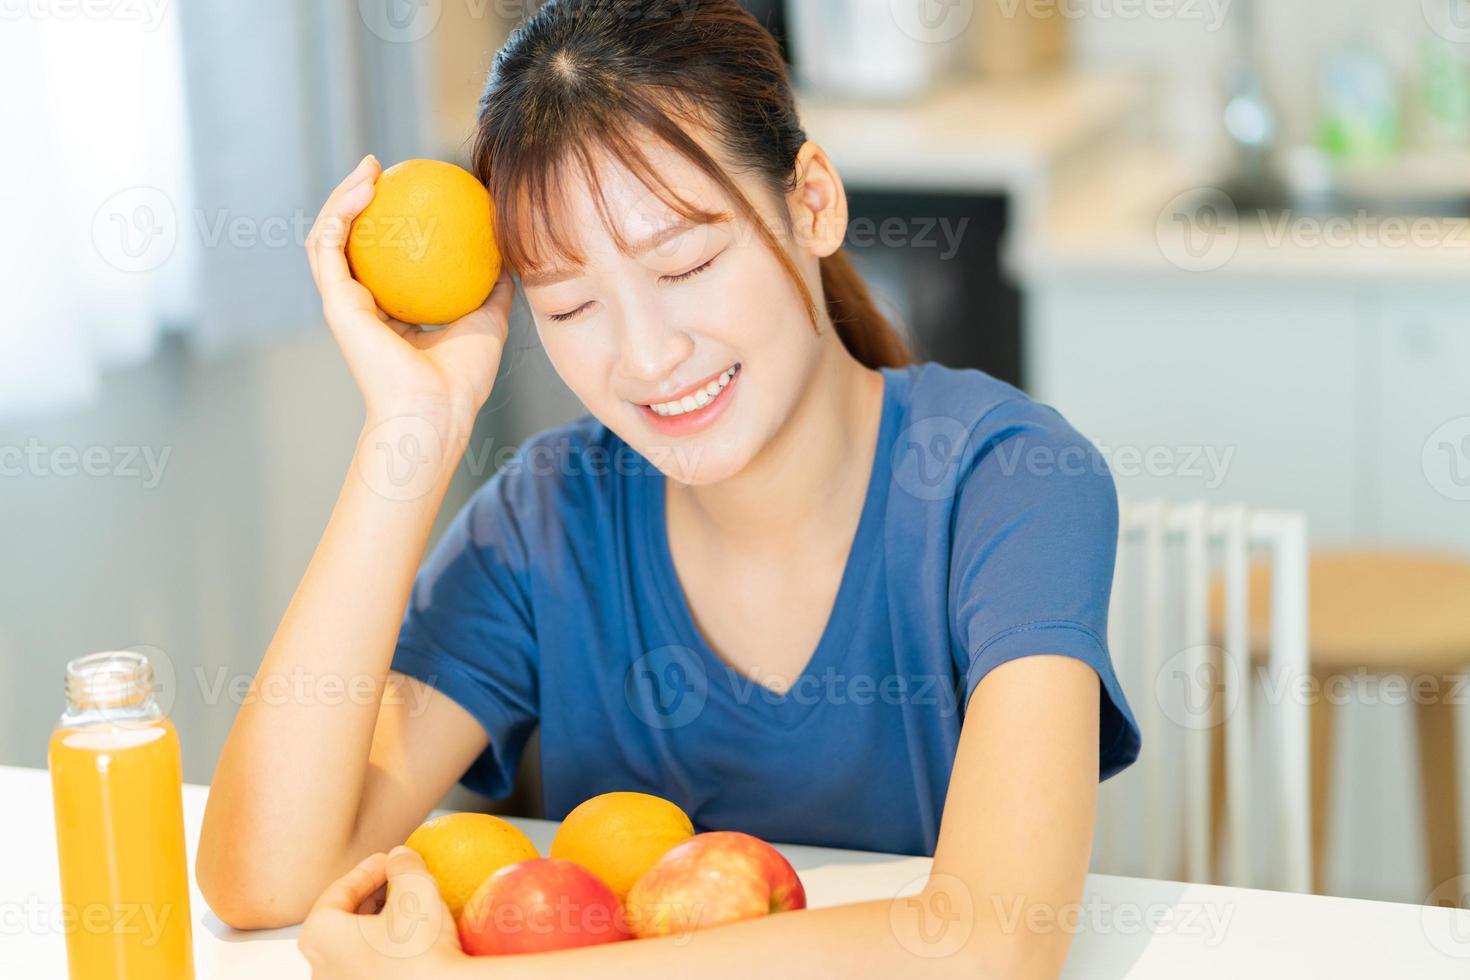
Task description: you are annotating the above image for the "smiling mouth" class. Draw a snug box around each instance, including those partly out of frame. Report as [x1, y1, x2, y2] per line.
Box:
[643, 363, 741, 417]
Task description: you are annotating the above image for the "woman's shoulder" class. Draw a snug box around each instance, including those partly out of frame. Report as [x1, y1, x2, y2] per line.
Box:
[883, 361, 1114, 505]
[886, 361, 1063, 431]
[887, 360, 1102, 457]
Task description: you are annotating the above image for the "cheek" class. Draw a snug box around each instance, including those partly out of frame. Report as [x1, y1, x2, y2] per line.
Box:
[538, 328, 618, 406]
[685, 250, 809, 351]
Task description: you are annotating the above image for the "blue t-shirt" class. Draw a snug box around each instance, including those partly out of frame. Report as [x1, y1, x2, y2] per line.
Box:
[391, 363, 1140, 856]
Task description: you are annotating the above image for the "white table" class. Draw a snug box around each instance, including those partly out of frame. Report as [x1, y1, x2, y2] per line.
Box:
[5, 764, 1468, 978]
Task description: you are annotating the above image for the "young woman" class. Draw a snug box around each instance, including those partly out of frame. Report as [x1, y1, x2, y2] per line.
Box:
[197, 2, 1139, 976]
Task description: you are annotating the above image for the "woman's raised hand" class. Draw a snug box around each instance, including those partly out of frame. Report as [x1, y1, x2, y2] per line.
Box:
[305, 154, 512, 431]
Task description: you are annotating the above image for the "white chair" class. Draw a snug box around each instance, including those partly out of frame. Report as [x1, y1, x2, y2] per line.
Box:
[1095, 499, 1311, 894]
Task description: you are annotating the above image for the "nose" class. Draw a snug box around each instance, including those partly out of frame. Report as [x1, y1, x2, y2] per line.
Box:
[615, 302, 694, 387]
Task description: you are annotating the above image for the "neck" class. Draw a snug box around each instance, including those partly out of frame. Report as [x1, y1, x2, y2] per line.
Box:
[669, 338, 886, 552]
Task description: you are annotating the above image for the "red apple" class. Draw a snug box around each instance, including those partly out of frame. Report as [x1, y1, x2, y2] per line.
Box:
[623, 831, 807, 938]
[458, 858, 630, 955]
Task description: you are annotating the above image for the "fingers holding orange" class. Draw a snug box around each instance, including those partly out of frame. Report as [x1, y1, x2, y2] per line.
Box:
[307, 154, 382, 293]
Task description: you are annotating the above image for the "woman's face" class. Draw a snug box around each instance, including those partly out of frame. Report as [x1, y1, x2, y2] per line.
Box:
[516, 134, 839, 485]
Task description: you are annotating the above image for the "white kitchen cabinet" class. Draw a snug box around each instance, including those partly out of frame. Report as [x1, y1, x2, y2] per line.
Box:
[1025, 277, 1364, 542]
[1372, 287, 1470, 553]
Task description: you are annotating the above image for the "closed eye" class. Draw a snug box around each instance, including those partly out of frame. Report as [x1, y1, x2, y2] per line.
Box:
[547, 302, 591, 323]
[660, 254, 718, 284]
[545, 253, 721, 323]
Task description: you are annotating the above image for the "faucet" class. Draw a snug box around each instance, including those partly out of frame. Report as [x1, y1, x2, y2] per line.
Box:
[1220, 0, 1290, 207]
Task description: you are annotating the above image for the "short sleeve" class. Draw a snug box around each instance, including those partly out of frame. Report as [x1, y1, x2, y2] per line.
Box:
[949, 400, 1141, 779]
[390, 469, 540, 798]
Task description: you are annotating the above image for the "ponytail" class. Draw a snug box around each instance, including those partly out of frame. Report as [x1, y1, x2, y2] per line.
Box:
[819, 249, 914, 369]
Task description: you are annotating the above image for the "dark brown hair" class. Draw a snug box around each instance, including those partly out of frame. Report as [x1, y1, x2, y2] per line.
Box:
[471, 0, 913, 369]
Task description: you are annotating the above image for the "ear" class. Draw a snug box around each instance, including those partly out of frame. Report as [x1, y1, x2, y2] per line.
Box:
[785, 141, 847, 259]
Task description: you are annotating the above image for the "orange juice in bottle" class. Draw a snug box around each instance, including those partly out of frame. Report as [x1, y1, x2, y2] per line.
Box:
[48, 650, 195, 980]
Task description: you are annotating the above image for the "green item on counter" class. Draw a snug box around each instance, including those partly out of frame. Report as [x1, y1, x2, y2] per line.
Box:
[1318, 44, 1400, 162]
[1420, 38, 1470, 147]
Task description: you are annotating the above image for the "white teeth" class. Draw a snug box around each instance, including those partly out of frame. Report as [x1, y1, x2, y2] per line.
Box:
[647, 365, 739, 417]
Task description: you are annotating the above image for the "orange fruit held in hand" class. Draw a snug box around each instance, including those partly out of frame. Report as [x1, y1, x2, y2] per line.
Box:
[549, 791, 695, 901]
[345, 158, 499, 325]
[403, 812, 539, 920]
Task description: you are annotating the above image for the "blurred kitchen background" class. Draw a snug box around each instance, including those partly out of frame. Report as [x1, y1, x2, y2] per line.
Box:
[4, 0, 1470, 909]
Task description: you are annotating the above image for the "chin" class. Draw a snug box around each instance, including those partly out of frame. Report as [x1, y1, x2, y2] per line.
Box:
[644, 439, 752, 486]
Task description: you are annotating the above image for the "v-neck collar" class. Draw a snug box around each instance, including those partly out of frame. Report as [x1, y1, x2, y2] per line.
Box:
[636, 368, 901, 724]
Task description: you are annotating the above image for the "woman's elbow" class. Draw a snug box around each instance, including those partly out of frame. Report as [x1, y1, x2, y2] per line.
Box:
[971, 923, 1073, 980]
[195, 844, 314, 931]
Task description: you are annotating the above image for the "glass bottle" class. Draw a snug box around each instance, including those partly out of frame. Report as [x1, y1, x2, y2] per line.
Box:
[48, 650, 195, 979]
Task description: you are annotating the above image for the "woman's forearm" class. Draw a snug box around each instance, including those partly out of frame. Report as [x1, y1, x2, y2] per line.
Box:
[198, 410, 468, 926]
[451, 890, 1050, 980]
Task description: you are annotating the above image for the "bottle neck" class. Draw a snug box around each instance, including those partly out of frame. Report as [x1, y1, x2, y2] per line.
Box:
[61, 651, 163, 728]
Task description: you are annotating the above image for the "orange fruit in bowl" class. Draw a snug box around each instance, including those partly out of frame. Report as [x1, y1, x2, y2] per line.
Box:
[345, 158, 499, 325]
[550, 792, 695, 901]
[403, 812, 539, 920]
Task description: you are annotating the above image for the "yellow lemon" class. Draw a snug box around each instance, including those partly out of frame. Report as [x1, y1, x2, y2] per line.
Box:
[550, 792, 695, 901]
[345, 158, 499, 325]
[403, 812, 538, 920]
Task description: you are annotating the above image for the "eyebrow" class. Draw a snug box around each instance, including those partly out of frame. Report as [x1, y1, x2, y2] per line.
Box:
[518, 216, 707, 288]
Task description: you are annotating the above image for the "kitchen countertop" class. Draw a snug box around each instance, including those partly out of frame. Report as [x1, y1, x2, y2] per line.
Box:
[6, 763, 1470, 977]
[797, 73, 1147, 197]
[797, 71, 1149, 241]
[1015, 143, 1470, 283]
[797, 73, 1470, 283]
